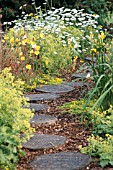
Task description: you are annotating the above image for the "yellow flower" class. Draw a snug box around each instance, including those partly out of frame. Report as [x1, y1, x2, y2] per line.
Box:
[55, 78, 62, 83]
[101, 32, 106, 40]
[20, 56, 25, 61]
[80, 60, 84, 63]
[19, 52, 23, 56]
[30, 50, 34, 54]
[29, 13, 33, 16]
[99, 25, 103, 29]
[45, 60, 48, 65]
[98, 32, 106, 40]
[73, 56, 78, 62]
[29, 41, 35, 46]
[26, 64, 31, 69]
[70, 44, 73, 48]
[4, 36, 9, 40]
[36, 45, 40, 51]
[90, 33, 94, 38]
[18, 42, 21, 46]
[40, 33, 43, 38]
[2, 39, 5, 43]
[34, 15, 38, 19]
[90, 48, 97, 53]
[78, 145, 82, 150]
[22, 38, 29, 45]
[35, 50, 40, 55]
[15, 38, 19, 42]
[22, 39, 27, 45]
[25, 38, 29, 43]
[10, 37, 14, 43]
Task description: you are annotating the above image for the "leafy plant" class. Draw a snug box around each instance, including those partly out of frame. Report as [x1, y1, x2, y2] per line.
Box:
[80, 134, 113, 167]
[0, 67, 34, 169]
[91, 105, 113, 136]
[84, 30, 113, 111]
[59, 98, 97, 121]
[80, 105, 113, 167]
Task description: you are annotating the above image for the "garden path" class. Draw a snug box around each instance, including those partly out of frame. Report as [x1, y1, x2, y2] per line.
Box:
[17, 60, 108, 170]
[23, 82, 91, 170]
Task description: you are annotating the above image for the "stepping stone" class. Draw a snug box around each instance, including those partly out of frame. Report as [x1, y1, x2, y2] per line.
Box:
[30, 103, 49, 112]
[30, 114, 57, 126]
[63, 81, 88, 87]
[30, 152, 91, 170]
[35, 85, 74, 94]
[24, 103, 49, 112]
[25, 93, 59, 102]
[71, 73, 87, 80]
[23, 133, 66, 150]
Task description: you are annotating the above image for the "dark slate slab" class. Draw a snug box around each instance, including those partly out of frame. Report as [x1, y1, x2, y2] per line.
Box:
[30, 152, 91, 170]
[23, 134, 66, 150]
[71, 73, 87, 80]
[30, 114, 57, 126]
[35, 85, 74, 94]
[24, 103, 49, 112]
[25, 93, 59, 102]
[30, 103, 49, 112]
[63, 81, 88, 87]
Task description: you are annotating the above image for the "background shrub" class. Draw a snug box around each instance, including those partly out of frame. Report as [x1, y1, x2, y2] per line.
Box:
[1, 0, 112, 25]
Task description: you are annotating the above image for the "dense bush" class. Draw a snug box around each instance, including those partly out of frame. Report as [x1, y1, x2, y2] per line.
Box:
[80, 106, 113, 167]
[2, 7, 98, 88]
[0, 67, 34, 169]
[0, 0, 35, 24]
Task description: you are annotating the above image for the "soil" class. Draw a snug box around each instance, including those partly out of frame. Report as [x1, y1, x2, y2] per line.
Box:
[17, 62, 113, 170]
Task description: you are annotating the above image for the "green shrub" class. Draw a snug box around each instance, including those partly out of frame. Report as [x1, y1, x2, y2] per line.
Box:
[59, 98, 96, 121]
[40, 33, 75, 74]
[81, 134, 113, 167]
[0, 0, 35, 24]
[2, 24, 82, 87]
[80, 106, 113, 167]
[91, 105, 113, 136]
[84, 30, 113, 111]
[0, 67, 34, 170]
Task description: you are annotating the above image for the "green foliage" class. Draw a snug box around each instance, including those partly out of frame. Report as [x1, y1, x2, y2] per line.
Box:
[2, 24, 81, 88]
[91, 105, 113, 136]
[0, 67, 34, 169]
[0, 0, 35, 23]
[80, 0, 111, 24]
[84, 31, 113, 111]
[81, 134, 113, 167]
[60, 98, 113, 167]
[59, 98, 96, 121]
[80, 106, 113, 167]
[40, 33, 74, 74]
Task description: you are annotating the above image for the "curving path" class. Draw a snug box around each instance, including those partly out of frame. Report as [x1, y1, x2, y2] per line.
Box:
[18, 67, 93, 170]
